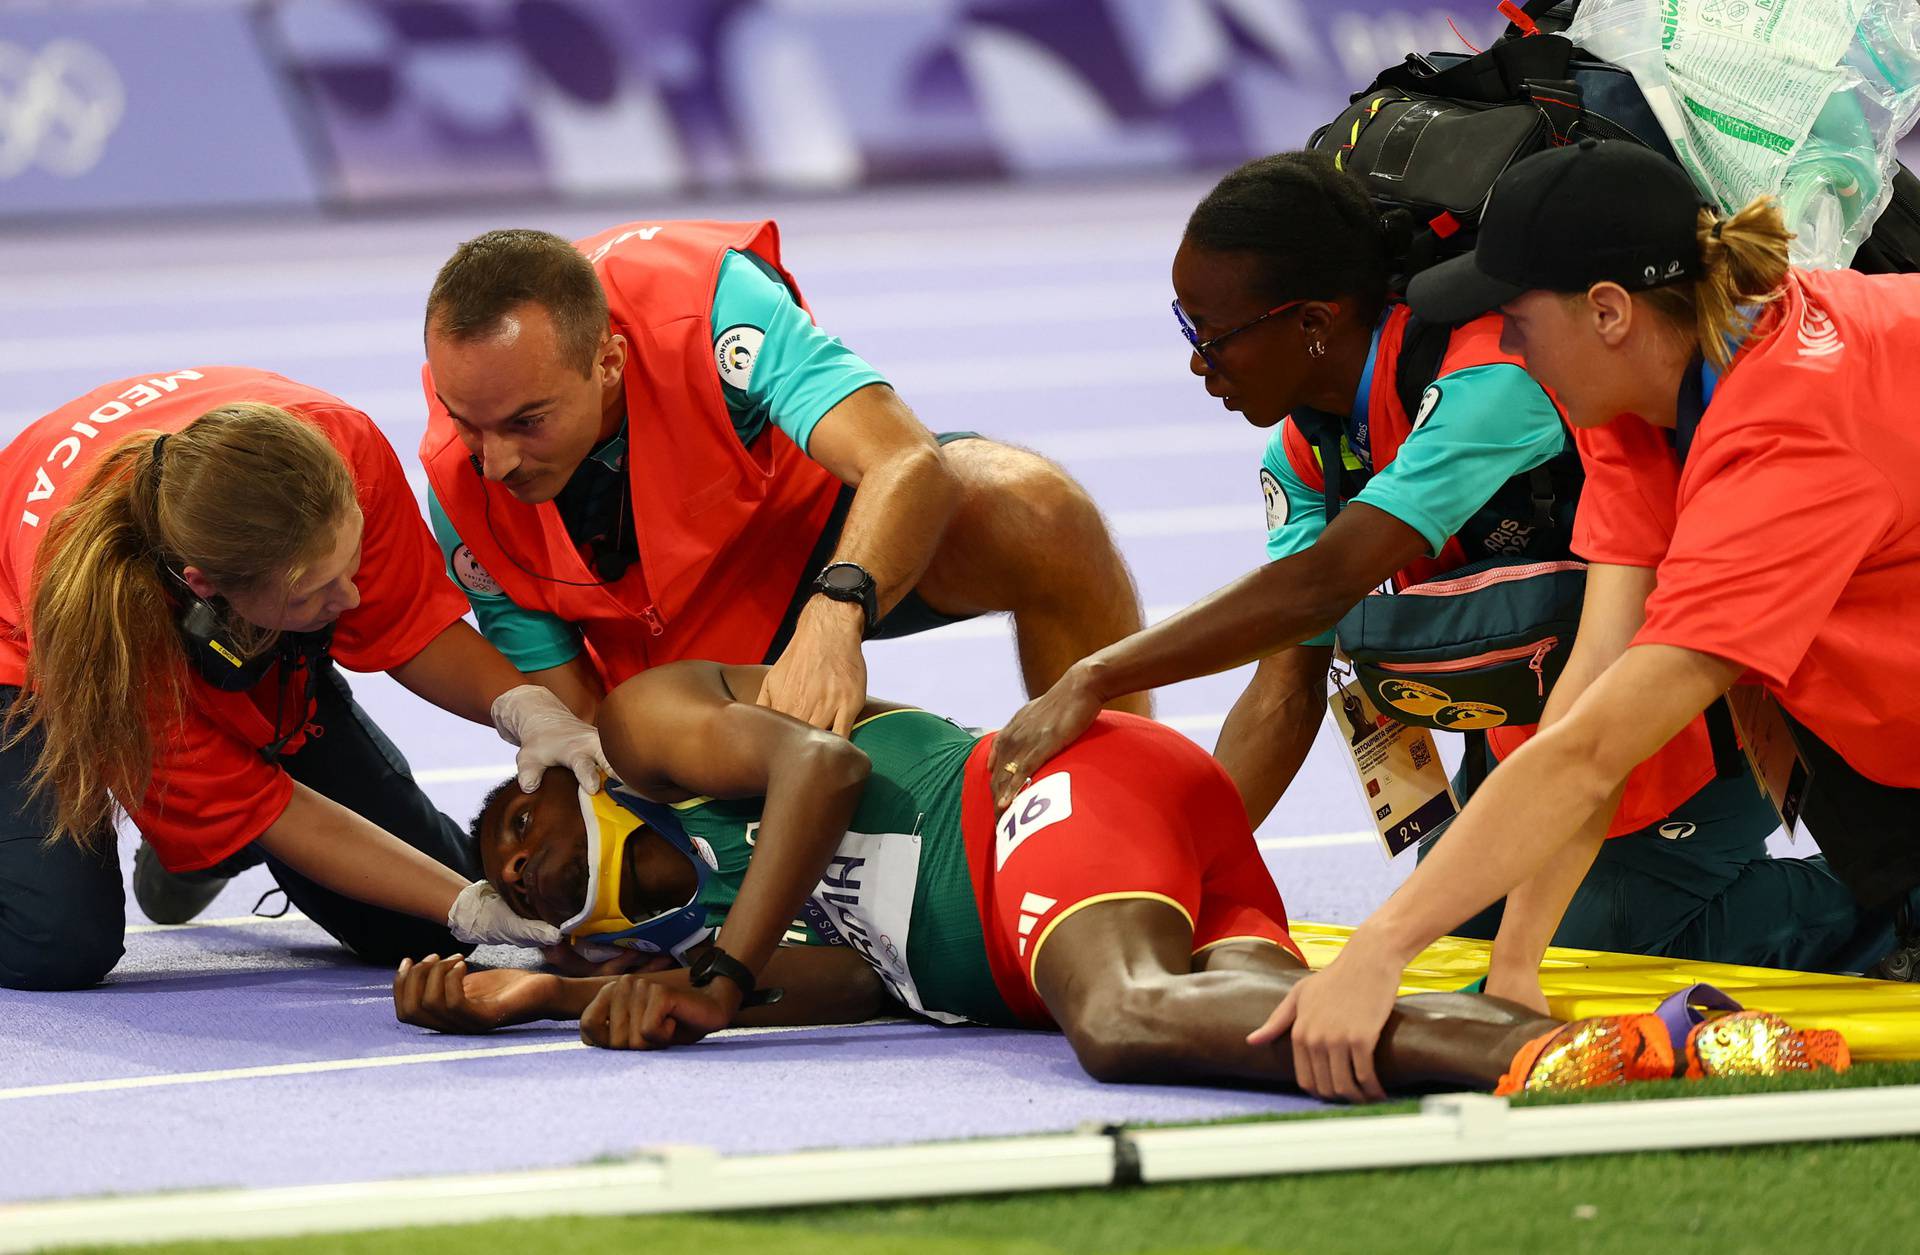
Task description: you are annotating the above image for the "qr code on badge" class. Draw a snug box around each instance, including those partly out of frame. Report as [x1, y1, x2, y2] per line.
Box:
[1409, 739, 1432, 771]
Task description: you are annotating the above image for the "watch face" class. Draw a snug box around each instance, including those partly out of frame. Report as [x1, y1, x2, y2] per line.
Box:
[822, 564, 868, 592]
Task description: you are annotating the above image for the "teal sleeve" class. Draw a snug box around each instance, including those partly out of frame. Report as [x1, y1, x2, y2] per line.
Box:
[426, 487, 583, 673]
[710, 250, 888, 454]
[1260, 432, 1337, 648]
[1350, 363, 1568, 557]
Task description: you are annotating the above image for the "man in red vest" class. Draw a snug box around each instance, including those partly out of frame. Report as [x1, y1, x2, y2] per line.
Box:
[419, 221, 1145, 733]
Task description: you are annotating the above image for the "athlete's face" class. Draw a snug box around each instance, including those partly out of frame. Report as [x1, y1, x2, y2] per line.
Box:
[481, 767, 592, 927]
[191, 507, 365, 634]
[1171, 241, 1318, 429]
[480, 768, 701, 928]
[427, 301, 626, 505]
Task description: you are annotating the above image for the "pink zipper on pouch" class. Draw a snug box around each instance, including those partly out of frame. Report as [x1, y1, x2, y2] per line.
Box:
[1375, 638, 1560, 697]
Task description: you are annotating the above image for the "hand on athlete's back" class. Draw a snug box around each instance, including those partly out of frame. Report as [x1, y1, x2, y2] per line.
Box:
[393, 955, 560, 1034]
[989, 663, 1103, 813]
[758, 601, 868, 736]
[580, 969, 741, 1050]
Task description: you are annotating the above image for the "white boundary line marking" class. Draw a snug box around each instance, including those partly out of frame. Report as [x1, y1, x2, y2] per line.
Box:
[0, 1020, 895, 1104]
[124, 913, 313, 935]
[6, 1085, 1917, 1250]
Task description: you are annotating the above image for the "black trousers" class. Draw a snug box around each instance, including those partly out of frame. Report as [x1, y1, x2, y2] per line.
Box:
[0, 668, 478, 991]
[1784, 711, 1920, 913]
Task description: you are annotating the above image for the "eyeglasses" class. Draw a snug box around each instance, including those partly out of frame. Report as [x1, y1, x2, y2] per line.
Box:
[1172, 297, 1336, 370]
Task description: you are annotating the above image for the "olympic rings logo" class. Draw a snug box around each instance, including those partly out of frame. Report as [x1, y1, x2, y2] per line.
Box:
[0, 39, 125, 179]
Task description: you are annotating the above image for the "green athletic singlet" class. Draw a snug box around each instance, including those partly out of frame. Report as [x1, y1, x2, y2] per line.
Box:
[671, 708, 1016, 1026]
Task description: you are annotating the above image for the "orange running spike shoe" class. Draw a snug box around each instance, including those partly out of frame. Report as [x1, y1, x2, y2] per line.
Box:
[1682, 1011, 1851, 1080]
[1494, 1014, 1676, 1097]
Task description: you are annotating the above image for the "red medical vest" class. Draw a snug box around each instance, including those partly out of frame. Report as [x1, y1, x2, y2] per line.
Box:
[419, 220, 842, 688]
[0, 367, 467, 869]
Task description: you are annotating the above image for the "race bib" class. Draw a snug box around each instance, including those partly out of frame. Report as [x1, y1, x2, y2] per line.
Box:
[995, 771, 1073, 871]
[801, 829, 965, 1024]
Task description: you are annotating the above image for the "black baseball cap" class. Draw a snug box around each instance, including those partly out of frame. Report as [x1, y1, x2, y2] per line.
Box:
[1406, 139, 1712, 324]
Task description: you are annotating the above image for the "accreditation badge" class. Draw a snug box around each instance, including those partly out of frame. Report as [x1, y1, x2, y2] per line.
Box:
[1725, 686, 1812, 839]
[1328, 674, 1458, 859]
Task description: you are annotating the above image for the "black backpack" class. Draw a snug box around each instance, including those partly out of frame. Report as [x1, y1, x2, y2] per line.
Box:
[1312, 0, 1920, 287]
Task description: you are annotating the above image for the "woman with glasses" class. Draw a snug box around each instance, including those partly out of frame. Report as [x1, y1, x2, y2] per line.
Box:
[989, 151, 1885, 997]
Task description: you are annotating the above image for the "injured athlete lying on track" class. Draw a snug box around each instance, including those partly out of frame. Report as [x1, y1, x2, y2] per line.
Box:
[391, 662, 1847, 1101]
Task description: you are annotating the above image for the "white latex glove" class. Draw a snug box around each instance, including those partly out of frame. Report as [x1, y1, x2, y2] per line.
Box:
[447, 880, 562, 948]
[490, 683, 611, 794]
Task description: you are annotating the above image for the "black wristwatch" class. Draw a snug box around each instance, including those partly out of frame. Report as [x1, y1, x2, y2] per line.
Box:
[689, 946, 783, 1008]
[811, 561, 879, 635]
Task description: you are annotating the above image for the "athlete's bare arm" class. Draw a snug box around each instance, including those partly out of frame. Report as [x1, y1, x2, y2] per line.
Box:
[393, 943, 890, 1035]
[1213, 643, 1334, 827]
[587, 661, 873, 1032]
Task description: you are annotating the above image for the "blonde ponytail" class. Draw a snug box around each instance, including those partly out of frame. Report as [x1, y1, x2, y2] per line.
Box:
[9, 404, 357, 849]
[1640, 196, 1796, 370]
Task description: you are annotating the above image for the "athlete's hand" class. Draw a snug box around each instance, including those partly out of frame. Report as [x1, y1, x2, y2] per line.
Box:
[1247, 936, 1402, 1103]
[491, 683, 611, 794]
[759, 598, 868, 737]
[579, 970, 743, 1050]
[393, 955, 562, 1034]
[989, 663, 1103, 813]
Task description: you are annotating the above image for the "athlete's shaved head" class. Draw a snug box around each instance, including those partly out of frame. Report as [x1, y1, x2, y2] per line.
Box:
[426, 229, 608, 376]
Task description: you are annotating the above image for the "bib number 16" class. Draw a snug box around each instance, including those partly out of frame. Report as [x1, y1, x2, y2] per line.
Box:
[996, 771, 1073, 871]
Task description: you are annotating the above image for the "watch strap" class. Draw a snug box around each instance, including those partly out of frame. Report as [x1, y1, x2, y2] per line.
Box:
[690, 946, 783, 1007]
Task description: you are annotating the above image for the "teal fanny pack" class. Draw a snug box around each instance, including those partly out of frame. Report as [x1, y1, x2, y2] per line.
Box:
[1335, 557, 1587, 731]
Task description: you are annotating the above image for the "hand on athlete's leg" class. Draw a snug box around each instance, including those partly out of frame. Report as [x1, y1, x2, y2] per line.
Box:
[1247, 946, 1399, 1103]
[989, 663, 1104, 813]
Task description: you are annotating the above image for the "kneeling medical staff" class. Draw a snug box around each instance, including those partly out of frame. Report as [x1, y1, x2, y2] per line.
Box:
[1264, 141, 1920, 1100]
[0, 368, 604, 990]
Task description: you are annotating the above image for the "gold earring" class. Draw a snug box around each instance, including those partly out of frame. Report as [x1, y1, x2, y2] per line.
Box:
[1308, 340, 1327, 359]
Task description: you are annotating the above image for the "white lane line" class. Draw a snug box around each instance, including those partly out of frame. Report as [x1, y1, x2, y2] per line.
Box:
[1257, 831, 1376, 851]
[0, 218, 1182, 309]
[125, 913, 313, 936]
[0, 1020, 908, 1104]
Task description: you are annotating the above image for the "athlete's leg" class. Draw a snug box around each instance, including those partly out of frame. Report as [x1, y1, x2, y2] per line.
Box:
[270, 666, 478, 964]
[911, 440, 1148, 712]
[1033, 898, 1555, 1091]
[0, 692, 125, 989]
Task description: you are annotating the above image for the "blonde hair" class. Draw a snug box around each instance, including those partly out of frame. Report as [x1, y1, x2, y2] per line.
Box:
[1637, 196, 1796, 370]
[9, 403, 357, 849]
